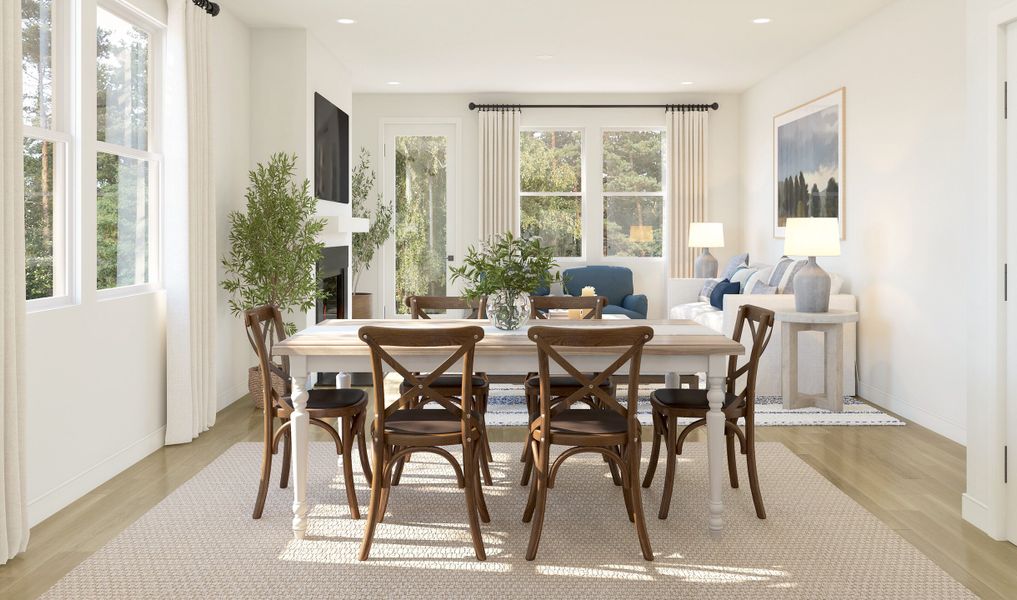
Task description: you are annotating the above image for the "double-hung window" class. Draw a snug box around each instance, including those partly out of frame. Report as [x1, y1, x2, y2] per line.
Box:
[519, 129, 584, 258]
[95, 5, 160, 292]
[22, 0, 71, 303]
[602, 129, 665, 258]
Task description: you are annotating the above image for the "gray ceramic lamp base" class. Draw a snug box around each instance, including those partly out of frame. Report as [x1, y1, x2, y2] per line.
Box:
[694, 249, 719, 279]
[794, 256, 832, 313]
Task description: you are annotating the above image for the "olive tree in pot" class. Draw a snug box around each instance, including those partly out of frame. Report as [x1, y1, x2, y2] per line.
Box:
[451, 233, 562, 330]
[351, 148, 393, 318]
[221, 153, 326, 407]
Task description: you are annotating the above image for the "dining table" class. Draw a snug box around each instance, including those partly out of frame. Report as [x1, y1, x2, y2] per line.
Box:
[273, 318, 744, 540]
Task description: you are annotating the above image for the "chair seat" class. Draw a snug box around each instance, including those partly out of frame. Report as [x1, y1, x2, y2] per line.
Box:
[524, 374, 613, 389]
[548, 409, 629, 435]
[649, 388, 739, 411]
[283, 388, 367, 411]
[401, 374, 488, 389]
[383, 409, 475, 435]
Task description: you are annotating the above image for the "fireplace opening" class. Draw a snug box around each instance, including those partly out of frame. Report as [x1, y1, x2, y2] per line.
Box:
[316, 246, 348, 386]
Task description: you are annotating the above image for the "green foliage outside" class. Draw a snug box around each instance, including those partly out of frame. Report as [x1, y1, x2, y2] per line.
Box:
[519, 130, 582, 257]
[602, 130, 664, 257]
[221, 153, 326, 334]
[351, 148, 393, 292]
[394, 136, 447, 314]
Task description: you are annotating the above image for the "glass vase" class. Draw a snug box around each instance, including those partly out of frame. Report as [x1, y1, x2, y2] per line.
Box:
[487, 291, 531, 330]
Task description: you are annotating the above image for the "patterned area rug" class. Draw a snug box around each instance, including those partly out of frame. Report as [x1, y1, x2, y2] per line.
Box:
[483, 383, 905, 427]
[42, 442, 970, 599]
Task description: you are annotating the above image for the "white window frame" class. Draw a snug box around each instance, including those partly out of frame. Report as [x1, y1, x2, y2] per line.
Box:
[94, 0, 163, 300]
[600, 127, 666, 261]
[518, 126, 587, 262]
[23, 0, 76, 311]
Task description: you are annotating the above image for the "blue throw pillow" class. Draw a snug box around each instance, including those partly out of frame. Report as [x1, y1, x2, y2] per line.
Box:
[709, 279, 741, 310]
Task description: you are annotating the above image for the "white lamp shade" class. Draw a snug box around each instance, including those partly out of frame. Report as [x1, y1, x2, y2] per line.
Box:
[783, 218, 841, 257]
[688, 222, 724, 248]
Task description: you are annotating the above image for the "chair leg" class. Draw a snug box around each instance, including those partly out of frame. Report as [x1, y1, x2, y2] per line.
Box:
[358, 439, 386, 561]
[524, 440, 550, 561]
[462, 445, 487, 561]
[745, 422, 766, 519]
[620, 451, 636, 523]
[658, 415, 679, 520]
[391, 446, 406, 486]
[626, 441, 655, 561]
[642, 410, 663, 488]
[522, 441, 540, 523]
[607, 445, 624, 486]
[520, 444, 534, 486]
[341, 416, 361, 520]
[473, 442, 491, 523]
[279, 422, 291, 489]
[476, 420, 494, 486]
[478, 389, 494, 463]
[726, 421, 739, 489]
[378, 446, 394, 523]
[356, 413, 373, 485]
[253, 419, 274, 520]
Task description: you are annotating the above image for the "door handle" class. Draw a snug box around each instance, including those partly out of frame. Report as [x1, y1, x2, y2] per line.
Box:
[447, 255, 455, 262]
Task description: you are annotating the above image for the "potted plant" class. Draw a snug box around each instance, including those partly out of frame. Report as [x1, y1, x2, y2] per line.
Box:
[351, 148, 393, 318]
[221, 153, 326, 406]
[451, 233, 562, 330]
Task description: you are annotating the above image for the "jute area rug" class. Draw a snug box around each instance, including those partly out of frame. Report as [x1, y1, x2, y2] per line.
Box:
[42, 442, 971, 599]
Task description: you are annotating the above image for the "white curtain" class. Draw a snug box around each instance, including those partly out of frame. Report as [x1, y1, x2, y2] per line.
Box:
[165, 0, 217, 445]
[666, 109, 709, 278]
[0, 0, 30, 563]
[478, 108, 520, 241]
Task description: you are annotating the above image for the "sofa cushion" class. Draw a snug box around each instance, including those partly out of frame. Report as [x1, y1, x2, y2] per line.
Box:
[699, 278, 721, 299]
[669, 301, 724, 332]
[766, 257, 792, 287]
[603, 304, 646, 319]
[750, 281, 778, 294]
[743, 267, 771, 293]
[720, 253, 749, 279]
[730, 267, 757, 288]
[709, 279, 740, 310]
[780, 259, 809, 294]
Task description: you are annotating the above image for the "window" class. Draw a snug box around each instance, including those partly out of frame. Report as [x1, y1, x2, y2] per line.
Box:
[95, 6, 159, 291]
[22, 0, 70, 301]
[602, 130, 664, 257]
[519, 129, 583, 257]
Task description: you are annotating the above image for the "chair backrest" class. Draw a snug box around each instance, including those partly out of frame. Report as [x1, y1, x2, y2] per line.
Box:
[726, 305, 776, 408]
[529, 295, 607, 320]
[244, 304, 290, 409]
[359, 325, 485, 438]
[405, 295, 487, 320]
[561, 265, 634, 307]
[527, 325, 654, 433]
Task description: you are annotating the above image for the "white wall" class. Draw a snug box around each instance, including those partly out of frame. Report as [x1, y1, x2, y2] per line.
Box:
[739, 0, 968, 444]
[211, 7, 253, 409]
[352, 92, 741, 319]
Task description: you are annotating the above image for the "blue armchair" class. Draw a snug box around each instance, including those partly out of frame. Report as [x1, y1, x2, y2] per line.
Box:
[561, 266, 647, 319]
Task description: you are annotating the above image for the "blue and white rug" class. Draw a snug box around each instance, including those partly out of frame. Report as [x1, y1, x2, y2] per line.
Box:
[483, 383, 905, 427]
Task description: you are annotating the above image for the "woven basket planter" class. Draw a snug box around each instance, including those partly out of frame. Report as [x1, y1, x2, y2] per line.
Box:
[248, 365, 288, 409]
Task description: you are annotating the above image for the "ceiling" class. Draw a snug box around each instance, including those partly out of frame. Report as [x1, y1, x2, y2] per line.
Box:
[229, 0, 896, 94]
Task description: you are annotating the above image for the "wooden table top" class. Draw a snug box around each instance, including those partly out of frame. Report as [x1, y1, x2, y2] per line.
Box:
[274, 319, 744, 357]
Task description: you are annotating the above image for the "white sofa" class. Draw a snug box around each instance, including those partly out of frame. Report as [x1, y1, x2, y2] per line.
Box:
[667, 270, 856, 397]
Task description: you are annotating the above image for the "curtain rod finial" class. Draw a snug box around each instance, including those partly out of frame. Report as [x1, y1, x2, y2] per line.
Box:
[468, 102, 478, 110]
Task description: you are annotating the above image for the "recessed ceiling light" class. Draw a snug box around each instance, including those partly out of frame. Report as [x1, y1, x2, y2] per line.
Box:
[386, 81, 401, 86]
[336, 18, 356, 24]
[681, 81, 694, 85]
[536, 54, 554, 60]
[752, 17, 771, 24]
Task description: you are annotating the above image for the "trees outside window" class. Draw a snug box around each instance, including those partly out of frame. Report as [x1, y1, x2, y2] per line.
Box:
[602, 130, 664, 258]
[519, 129, 583, 258]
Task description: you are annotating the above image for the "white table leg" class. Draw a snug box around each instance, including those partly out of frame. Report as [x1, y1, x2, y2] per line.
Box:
[706, 354, 727, 533]
[289, 356, 311, 540]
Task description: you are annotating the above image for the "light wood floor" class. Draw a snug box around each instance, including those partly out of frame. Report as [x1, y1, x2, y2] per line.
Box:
[1, 394, 1015, 599]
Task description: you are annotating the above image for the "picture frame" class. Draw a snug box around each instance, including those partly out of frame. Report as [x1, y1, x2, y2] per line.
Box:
[773, 88, 845, 239]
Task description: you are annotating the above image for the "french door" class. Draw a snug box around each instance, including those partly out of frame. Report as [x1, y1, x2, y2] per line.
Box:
[1006, 21, 1017, 546]
[381, 122, 459, 317]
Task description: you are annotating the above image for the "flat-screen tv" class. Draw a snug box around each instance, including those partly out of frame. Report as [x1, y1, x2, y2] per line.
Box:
[313, 92, 349, 204]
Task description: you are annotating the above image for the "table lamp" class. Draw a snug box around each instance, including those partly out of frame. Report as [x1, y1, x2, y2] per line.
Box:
[688, 222, 724, 278]
[783, 217, 841, 312]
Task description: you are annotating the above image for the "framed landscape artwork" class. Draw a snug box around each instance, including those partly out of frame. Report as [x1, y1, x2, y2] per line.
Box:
[773, 88, 845, 238]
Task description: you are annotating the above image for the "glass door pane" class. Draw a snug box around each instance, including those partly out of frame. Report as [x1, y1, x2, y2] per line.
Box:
[394, 135, 448, 315]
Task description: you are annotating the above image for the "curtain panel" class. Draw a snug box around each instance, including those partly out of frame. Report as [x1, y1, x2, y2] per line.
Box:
[165, 0, 217, 445]
[666, 109, 709, 278]
[478, 108, 520, 241]
[0, 0, 30, 563]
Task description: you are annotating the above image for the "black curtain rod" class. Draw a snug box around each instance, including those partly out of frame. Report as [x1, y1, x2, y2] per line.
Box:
[468, 102, 719, 111]
[191, 0, 220, 16]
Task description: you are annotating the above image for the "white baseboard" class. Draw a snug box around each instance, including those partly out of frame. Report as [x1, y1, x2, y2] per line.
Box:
[962, 493, 1007, 540]
[217, 381, 249, 411]
[857, 382, 966, 445]
[28, 426, 167, 527]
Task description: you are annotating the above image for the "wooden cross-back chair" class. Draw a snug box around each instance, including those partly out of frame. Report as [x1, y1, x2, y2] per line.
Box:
[520, 295, 616, 487]
[358, 325, 491, 562]
[244, 305, 372, 520]
[523, 325, 655, 562]
[398, 295, 493, 485]
[643, 304, 775, 520]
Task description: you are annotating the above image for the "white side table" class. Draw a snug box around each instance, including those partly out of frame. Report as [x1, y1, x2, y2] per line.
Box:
[775, 310, 859, 412]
